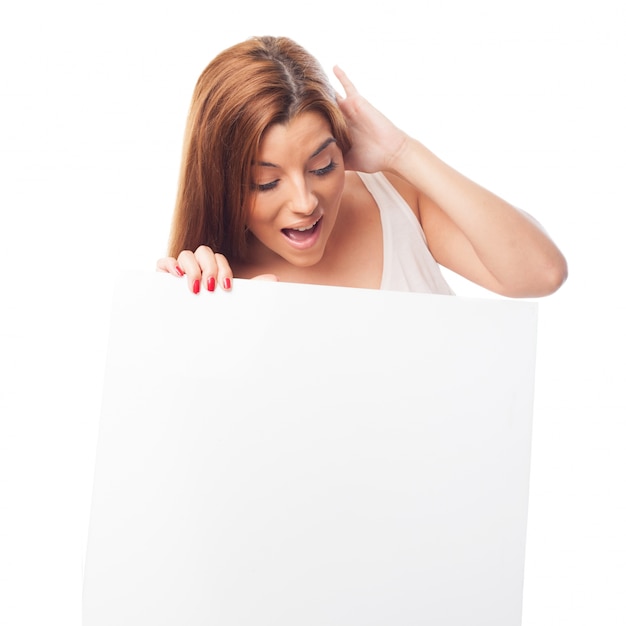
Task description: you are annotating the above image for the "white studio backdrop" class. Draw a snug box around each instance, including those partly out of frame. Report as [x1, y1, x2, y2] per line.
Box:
[0, 1, 624, 625]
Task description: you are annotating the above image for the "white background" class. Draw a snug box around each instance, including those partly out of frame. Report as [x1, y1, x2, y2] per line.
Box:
[0, 1, 624, 624]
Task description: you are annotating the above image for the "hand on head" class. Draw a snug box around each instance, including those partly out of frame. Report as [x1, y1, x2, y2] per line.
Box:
[332, 66, 409, 175]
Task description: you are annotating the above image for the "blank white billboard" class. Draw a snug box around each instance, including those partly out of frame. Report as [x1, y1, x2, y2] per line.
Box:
[83, 271, 538, 625]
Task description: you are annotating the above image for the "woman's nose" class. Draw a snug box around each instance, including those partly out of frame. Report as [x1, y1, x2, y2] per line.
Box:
[288, 178, 317, 215]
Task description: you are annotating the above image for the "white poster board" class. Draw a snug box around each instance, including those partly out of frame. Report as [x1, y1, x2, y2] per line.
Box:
[83, 271, 538, 626]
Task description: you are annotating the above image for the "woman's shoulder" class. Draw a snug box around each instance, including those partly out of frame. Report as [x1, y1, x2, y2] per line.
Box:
[344, 170, 420, 221]
[340, 171, 372, 213]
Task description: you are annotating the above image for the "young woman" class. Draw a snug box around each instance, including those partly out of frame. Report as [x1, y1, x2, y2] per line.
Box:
[157, 36, 567, 297]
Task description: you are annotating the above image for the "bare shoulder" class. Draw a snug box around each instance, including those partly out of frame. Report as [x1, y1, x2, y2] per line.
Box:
[346, 170, 421, 221]
[340, 171, 381, 227]
[341, 171, 369, 207]
[381, 171, 421, 220]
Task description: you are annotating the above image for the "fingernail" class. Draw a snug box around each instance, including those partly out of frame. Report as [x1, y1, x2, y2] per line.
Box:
[193, 279, 200, 294]
[223, 277, 231, 290]
[175, 265, 184, 276]
[207, 276, 216, 292]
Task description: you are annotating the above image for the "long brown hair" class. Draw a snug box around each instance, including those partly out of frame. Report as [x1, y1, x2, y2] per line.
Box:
[167, 36, 351, 260]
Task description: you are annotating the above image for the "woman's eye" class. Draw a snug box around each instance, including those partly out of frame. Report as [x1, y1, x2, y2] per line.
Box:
[312, 161, 337, 177]
[255, 180, 279, 192]
[253, 161, 336, 191]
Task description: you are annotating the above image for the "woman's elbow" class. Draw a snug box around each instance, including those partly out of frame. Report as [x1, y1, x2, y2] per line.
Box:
[517, 253, 568, 298]
[496, 252, 568, 298]
[536, 250, 568, 296]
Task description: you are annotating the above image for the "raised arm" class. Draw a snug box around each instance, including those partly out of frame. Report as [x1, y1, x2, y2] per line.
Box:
[333, 67, 568, 298]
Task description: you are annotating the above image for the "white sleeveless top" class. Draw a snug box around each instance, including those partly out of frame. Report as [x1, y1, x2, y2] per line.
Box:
[357, 172, 454, 295]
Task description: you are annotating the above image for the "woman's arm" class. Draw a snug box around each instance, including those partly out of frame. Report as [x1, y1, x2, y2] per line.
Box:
[334, 67, 567, 297]
[390, 140, 567, 297]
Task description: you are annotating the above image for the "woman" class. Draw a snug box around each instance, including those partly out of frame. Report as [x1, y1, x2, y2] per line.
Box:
[158, 36, 567, 297]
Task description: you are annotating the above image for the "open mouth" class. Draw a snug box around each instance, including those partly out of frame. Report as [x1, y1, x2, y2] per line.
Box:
[281, 216, 322, 246]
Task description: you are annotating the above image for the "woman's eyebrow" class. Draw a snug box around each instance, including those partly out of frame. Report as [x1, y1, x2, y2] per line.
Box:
[253, 137, 337, 168]
[310, 137, 337, 158]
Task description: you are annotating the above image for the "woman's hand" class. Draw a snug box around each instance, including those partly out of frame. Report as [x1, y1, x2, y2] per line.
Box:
[157, 246, 278, 293]
[334, 67, 567, 298]
[157, 245, 233, 294]
[333, 66, 409, 174]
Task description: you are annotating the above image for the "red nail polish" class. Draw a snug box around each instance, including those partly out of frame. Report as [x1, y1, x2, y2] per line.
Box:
[193, 279, 200, 294]
[223, 277, 231, 290]
[208, 276, 216, 292]
[175, 265, 184, 277]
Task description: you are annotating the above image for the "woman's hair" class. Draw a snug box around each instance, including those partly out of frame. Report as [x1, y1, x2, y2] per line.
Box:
[167, 36, 351, 260]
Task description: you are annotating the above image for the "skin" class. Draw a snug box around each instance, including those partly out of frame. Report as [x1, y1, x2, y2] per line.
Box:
[158, 67, 568, 298]
[233, 111, 384, 288]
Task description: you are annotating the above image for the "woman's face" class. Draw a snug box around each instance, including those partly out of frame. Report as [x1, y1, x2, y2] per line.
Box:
[246, 111, 345, 268]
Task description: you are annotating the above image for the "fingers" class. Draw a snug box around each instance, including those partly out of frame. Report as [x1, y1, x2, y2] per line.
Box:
[191, 246, 218, 293]
[333, 65, 357, 98]
[157, 248, 277, 294]
[251, 274, 280, 282]
[156, 256, 185, 276]
[214, 253, 234, 291]
[174, 245, 234, 294]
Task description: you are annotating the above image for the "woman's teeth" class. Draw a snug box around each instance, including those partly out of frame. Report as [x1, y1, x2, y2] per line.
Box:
[282, 216, 321, 243]
[292, 217, 319, 231]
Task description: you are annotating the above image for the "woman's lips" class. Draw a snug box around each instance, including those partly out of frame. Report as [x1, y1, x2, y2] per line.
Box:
[281, 216, 323, 249]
